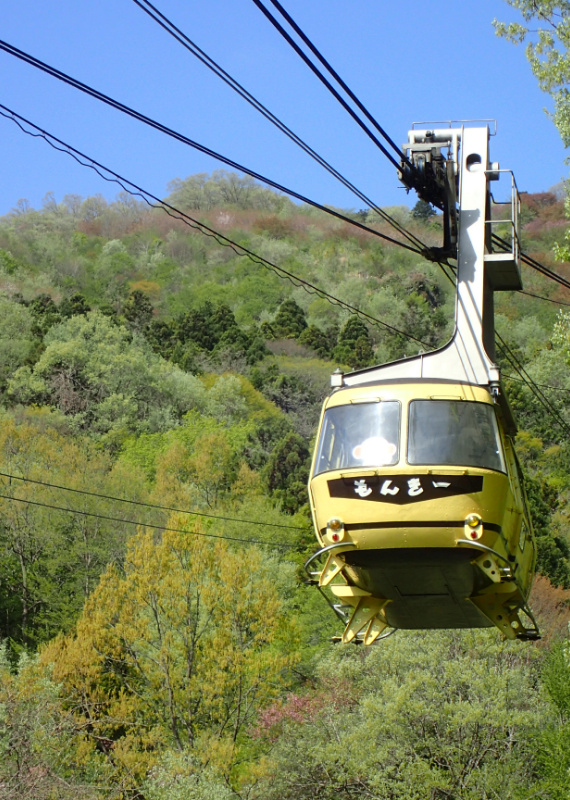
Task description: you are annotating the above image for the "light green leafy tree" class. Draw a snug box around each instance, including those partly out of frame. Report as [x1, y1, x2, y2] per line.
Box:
[252, 630, 551, 800]
[8, 311, 207, 447]
[42, 525, 299, 794]
[0, 295, 35, 388]
[494, 3, 570, 261]
[143, 751, 237, 800]
[0, 645, 104, 799]
[0, 408, 154, 646]
[495, 2, 570, 145]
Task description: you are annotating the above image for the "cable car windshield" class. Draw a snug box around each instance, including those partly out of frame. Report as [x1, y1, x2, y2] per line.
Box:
[315, 401, 400, 475]
[408, 400, 505, 472]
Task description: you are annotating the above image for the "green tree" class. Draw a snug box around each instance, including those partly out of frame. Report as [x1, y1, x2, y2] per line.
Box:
[264, 432, 311, 514]
[532, 638, 570, 798]
[8, 312, 206, 447]
[0, 647, 102, 799]
[411, 199, 436, 222]
[0, 410, 152, 646]
[0, 295, 35, 390]
[28, 293, 62, 338]
[0, 248, 25, 275]
[298, 324, 338, 359]
[254, 630, 549, 800]
[123, 289, 154, 332]
[272, 300, 308, 339]
[333, 317, 375, 369]
[42, 525, 298, 793]
[58, 292, 90, 319]
[495, 3, 570, 145]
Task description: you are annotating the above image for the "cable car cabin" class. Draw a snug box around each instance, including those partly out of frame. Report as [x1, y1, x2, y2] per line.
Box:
[304, 122, 539, 643]
[307, 379, 538, 644]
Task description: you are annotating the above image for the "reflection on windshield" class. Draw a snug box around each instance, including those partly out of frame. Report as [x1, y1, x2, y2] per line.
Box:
[314, 401, 400, 475]
[408, 400, 505, 472]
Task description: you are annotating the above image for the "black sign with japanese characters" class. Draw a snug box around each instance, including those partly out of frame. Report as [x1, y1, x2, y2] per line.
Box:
[327, 474, 483, 505]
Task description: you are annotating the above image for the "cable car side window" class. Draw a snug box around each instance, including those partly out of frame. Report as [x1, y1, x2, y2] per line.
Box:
[407, 400, 506, 472]
[314, 401, 400, 475]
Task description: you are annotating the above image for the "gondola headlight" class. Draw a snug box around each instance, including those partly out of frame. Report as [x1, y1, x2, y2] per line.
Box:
[327, 517, 345, 542]
[464, 513, 483, 540]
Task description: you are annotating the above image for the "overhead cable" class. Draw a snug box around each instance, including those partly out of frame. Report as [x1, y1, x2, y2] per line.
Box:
[495, 333, 570, 437]
[0, 104, 428, 346]
[493, 233, 570, 293]
[0, 38, 421, 254]
[503, 374, 570, 393]
[521, 251, 570, 291]
[258, 0, 405, 162]
[435, 236, 570, 431]
[0, 492, 296, 549]
[518, 289, 570, 307]
[131, 0, 425, 252]
[0, 470, 307, 530]
[249, 0, 405, 171]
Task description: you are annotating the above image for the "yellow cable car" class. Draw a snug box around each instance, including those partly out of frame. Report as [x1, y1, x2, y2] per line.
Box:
[306, 124, 539, 643]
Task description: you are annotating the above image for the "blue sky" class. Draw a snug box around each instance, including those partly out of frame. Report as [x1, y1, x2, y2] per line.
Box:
[0, 0, 566, 216]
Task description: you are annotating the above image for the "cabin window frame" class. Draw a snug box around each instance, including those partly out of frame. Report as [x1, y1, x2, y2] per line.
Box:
[313, 400, 402, 476]
[406, 399, 507, 473]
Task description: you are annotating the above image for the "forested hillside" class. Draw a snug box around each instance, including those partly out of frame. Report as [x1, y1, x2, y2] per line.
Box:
[1, 165, 570, 798]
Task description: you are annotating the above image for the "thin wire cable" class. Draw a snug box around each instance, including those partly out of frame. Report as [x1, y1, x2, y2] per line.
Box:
[0, 471, 307, 530]
[131, 0, 426, 253]
[493, 233, 570, 292]
[518, 289, 570, 307]
[0, 38, 421, 255]
[18, 69, 552, 433]
[260, 0, 405, 161]
[0, 493, 296, 549]
[496, 333, 570, 436]
[434, 238, 570, 429]
[503, 374, 570, 393]
[0, 104, 428, 345]
[521, 251, 570, 291]
[248, 0, 404, 171]
[2, 111, 566, 437]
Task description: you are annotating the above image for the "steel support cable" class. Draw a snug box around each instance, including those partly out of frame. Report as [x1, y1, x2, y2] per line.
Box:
[492, 233, 570, 292]
[428, 243, 570, 431]
[131, 0, 426, 253]
[0, 39, 421, 255]
[521, 253, 570, 290]
[0, 105, 428, 346]
[0, 493, 297, 549]
[519, 289, 570, 307]
[502, 374, 570, 393]
[495, 332, 570, 436]
[0, 470, 307, 530]
[259, 0, 406, 163]
[5, 117, 566, 441]
[248, 0, 404, 172]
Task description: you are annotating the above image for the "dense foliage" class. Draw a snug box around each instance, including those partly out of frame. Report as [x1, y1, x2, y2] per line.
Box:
[1, 118, 570, 795]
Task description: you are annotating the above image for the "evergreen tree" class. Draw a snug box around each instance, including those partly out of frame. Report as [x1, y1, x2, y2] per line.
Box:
[272, 299, 308, 339]
[333, 317, 375, 369]
[264, 431, 311, 514]
[123, 289, 154, 331]
[412, 199, 436, 222]
[58, 293, 90, 319]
